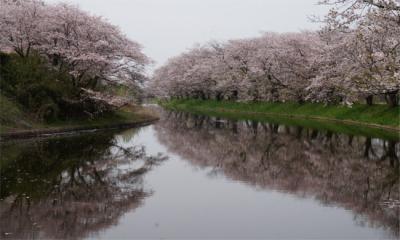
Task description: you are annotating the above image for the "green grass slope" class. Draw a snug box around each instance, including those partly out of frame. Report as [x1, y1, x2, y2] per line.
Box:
[163, 99, 400, 129]
[161, 99, 400, 140]
[0, 94, 33, 132]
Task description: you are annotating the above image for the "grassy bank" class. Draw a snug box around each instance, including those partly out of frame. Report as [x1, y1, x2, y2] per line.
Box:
[0, 101, 159, 139]
[0, 52, 155, 139]
[162, 99, 400, 137]
[0, 51, 159, 137]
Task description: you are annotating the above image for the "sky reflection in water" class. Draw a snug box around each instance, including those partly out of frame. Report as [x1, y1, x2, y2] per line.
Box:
[0, 109, 399, 239]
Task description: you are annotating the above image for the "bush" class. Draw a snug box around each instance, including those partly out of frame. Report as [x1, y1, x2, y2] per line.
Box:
[0, 53, 76, 122]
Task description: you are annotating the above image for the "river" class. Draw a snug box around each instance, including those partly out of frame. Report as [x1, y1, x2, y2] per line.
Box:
[0, 107, 399, 239]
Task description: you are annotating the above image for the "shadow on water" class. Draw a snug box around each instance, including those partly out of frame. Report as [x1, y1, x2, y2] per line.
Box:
[155, 110, 400, 238]
[0, 129, 167, 239]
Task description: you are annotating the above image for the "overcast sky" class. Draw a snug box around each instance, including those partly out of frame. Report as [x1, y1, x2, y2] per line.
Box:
[46, 0, 329, 69]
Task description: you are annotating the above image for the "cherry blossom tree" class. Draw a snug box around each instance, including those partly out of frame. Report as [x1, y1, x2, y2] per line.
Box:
[0, 0, 150, 91]
[0, 0, 46, 57]
[151, 0, 398, 106]
[317, 0, 400, 106]
[42, 3, 150, 89]
[151, 33, 325, 103]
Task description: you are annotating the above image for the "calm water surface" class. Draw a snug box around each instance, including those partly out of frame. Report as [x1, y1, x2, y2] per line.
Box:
[1, 108, 399, 239]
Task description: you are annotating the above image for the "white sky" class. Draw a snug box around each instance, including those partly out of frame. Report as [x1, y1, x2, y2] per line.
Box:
[46, 0, 329, 70]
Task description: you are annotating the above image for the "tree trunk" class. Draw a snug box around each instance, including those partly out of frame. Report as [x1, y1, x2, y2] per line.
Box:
[386, 91, 399, 107]
[232, 90, 238, 101]
[216, 92, 223, 101]
[387, 141, 398, 167]
[200, 91, 206, 100]
[366, 95, 373, 106]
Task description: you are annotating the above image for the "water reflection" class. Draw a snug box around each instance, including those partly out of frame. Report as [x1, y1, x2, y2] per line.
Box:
[155, 111, 400, 237]
[1, 110, 399, 239]
[0, 130, 166, 239]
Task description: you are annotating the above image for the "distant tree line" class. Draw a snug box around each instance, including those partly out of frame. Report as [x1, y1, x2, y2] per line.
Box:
[0, 0, 150, 121]
[151, 0, 399, 107]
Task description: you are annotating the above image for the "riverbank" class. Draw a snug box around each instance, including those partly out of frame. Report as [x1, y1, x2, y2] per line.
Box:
[0, 106, 159, 141]
[162, 99, 400, 131]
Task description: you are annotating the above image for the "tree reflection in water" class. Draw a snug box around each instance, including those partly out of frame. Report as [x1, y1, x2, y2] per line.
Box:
[0, 130, 167, 239]
[155, 111, 400, 237]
